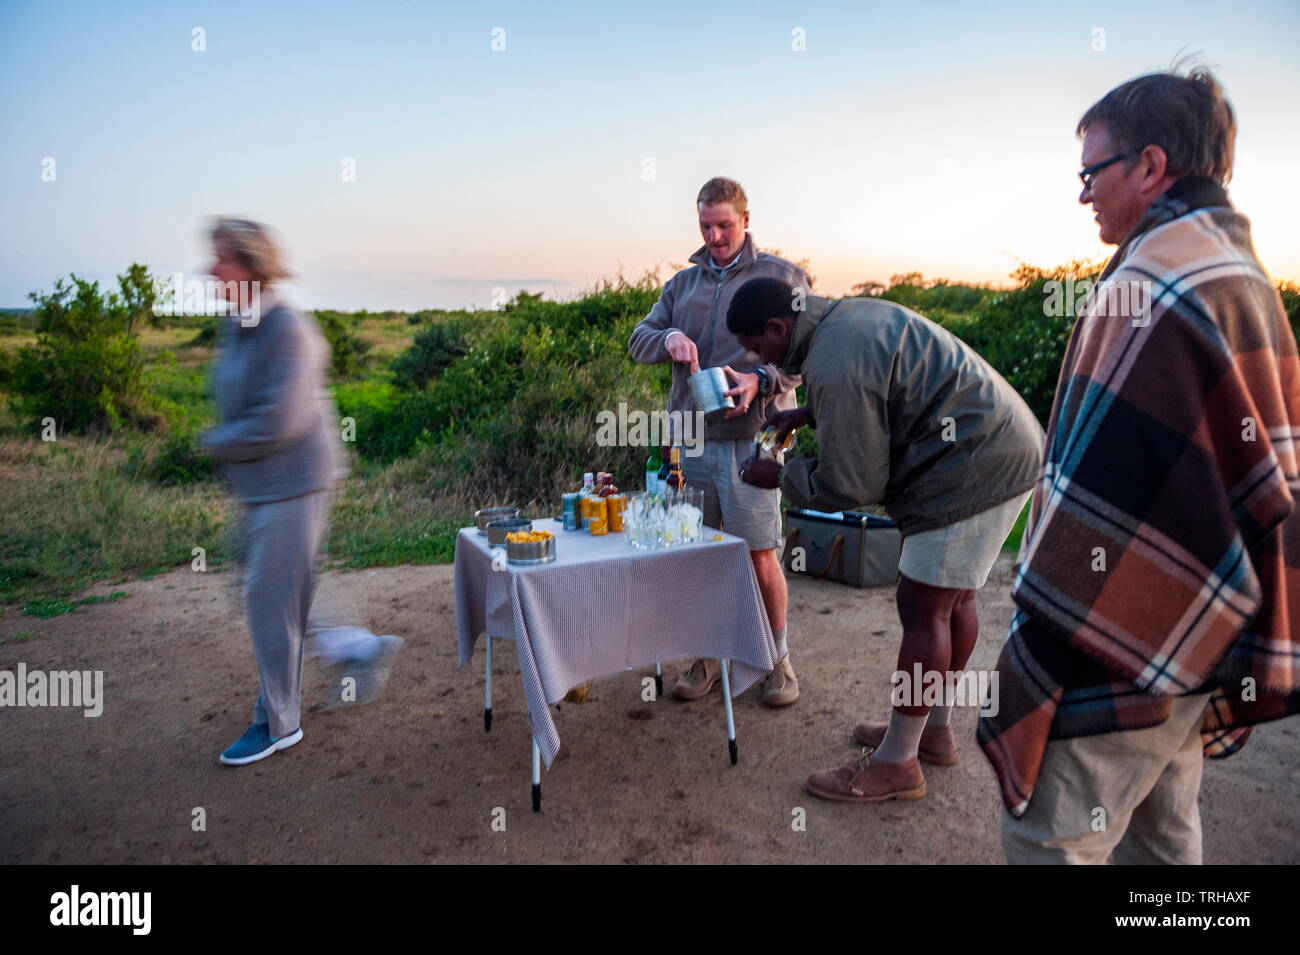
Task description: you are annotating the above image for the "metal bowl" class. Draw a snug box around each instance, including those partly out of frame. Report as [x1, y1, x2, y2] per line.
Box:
[487, 518, 532, 546]
[507, 534, 557, 565]
[475, 506, 520, 534]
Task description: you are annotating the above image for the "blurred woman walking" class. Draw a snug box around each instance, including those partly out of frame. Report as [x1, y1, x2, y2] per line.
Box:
[199, 217, 395, 766]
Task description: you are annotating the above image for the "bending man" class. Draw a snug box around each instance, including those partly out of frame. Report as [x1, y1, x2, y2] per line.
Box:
[731, 277, 1043, 802]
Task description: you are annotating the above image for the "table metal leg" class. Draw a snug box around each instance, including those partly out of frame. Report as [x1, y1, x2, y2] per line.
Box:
[654, 661, 663, 698]
[484, 636, 492, 732]
[720, 659, 737, 764]
[531, 735, 542, 812]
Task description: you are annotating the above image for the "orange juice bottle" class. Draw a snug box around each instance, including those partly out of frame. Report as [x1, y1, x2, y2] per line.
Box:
[588, 496, 608, 535]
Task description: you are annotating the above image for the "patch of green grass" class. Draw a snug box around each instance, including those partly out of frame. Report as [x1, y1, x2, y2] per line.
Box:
[144, 359, 216, 431]
[18, 590, 128, 618]
[0, 333, 37, 351]
[5, 631, 35, 643]
[23, 597, 77, 618]
[75, 591, 129, 606]
[1002, 498, 1031, 553]
[0, 436, 233, 608]
[333, 378, 400, 419]
[354, 312, 417, 363]
[138, 325, 207, 350]
[326, 452, 470, 567]
[0, 426, 486, 607]
[328, 527, 460, 568]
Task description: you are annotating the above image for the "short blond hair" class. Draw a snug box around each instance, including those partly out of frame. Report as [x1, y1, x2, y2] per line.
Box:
[697, 177, 747, 214]
[209, 216, 292, 283]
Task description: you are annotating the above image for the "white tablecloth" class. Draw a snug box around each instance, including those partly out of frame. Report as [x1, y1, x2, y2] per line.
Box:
[454, 518, 776, 767]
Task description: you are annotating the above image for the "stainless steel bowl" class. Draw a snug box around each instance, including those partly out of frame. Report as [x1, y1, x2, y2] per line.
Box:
[688, 366, 736, 414]
[487, 518, 532, 546]
[507, 534, 557, 564]
[475, 506, 520, 534]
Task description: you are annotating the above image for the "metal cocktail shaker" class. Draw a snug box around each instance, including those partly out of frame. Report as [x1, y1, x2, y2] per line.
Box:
[688, 367, 736, 414]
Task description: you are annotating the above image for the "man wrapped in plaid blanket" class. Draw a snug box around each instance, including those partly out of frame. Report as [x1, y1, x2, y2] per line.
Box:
[978, 67, 1300, 863]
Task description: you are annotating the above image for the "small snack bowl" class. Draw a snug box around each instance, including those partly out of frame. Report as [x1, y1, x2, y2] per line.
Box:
[475, 506, 521, 534]
[487, 518, 532, 546]
[506, 529, 557, 565]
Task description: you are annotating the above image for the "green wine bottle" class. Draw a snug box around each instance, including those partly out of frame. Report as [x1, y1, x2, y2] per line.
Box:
[646, 447, 663, 494]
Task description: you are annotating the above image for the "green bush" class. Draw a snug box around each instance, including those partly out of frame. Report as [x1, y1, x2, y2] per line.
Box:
[189, 315, 220, 347]
[134, 429, 217, 485]
[334, 379, 400, 417]
[940, 261, 1101, 425]
[191, 305, 380, 368]
[355, 277, 671, 505]
[10, 264, 166, 434]
[927, 268, 1299, 428]
[872, 273, 996, 315]
[390, 319, 468, 391]
[1279, 282, 1299, 344]
[313, 309, 373, 379]
[851, 268, 1079, 425]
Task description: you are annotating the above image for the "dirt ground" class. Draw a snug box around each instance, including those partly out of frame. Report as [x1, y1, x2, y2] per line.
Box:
[2, 554, 1297, 864]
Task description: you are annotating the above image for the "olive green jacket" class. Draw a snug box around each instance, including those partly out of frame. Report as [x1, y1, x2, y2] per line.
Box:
[780, 295, 1044, 535]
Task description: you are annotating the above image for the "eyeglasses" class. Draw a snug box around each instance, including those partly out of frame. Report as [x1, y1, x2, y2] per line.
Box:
[1078, 150, 1137, 191]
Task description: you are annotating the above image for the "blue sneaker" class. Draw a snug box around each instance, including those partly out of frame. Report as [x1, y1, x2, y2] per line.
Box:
[219, 722, 303, 766]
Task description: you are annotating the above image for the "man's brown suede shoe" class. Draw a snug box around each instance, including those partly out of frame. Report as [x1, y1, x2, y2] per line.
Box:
[672, 658, 721, 700]
[760, 655, 800, 707]
[851, 721, 960, 766]
[806, 755, 927, 803]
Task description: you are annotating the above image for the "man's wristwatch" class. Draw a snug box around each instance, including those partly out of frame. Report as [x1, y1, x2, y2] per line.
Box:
[754, 366, 772, 396]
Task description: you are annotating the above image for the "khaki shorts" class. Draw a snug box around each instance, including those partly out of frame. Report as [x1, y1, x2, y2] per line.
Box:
[897, 491, 1030, 590]
[1002, 692, 1213, 865]
[681, 437, 782, 551]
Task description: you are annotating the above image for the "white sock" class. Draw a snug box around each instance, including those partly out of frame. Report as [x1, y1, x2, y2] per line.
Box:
[873, 709, 928, 763]
[927, 703, 954, 727]
[773, 625, 788, 660]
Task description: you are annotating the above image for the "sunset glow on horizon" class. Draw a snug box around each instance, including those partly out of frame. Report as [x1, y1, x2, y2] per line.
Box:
[3, 0, 1297, 311]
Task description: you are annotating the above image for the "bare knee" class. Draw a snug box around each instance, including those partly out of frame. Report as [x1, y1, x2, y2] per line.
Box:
[896, 575, 961, 629]
[750, 548, 779, 577]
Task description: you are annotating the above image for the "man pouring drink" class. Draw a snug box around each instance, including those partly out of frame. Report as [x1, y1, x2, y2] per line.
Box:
[629, 177, 810, 707]
[731, 277, 1044, 802]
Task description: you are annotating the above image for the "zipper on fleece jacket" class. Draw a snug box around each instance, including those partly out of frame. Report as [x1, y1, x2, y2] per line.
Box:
[705, 263, 734, 362]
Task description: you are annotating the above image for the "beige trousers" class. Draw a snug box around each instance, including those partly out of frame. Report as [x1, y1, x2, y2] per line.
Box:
[241, 490, 332, 738]
[1002, 692, 1214, 865]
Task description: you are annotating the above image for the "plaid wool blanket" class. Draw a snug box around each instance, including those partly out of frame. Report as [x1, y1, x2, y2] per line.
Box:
[978, 177, 1300, 817]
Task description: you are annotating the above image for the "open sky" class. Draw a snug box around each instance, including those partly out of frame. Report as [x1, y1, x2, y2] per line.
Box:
[2, 0, 1297, 310]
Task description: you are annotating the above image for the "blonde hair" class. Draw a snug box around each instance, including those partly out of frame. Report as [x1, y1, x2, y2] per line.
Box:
[209, 217, 292, 283]
[697, 177, 748, 214]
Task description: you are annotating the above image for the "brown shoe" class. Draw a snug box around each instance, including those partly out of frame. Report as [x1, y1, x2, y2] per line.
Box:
[805, 754, 926, 803]
[760, 655, 800, 707]
[851, 721, 959, 766]
[563, 680, 593, 704]
[672, 658, 721, 701]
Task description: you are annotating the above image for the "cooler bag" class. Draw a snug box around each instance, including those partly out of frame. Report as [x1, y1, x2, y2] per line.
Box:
[780, 508, 901, 588]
